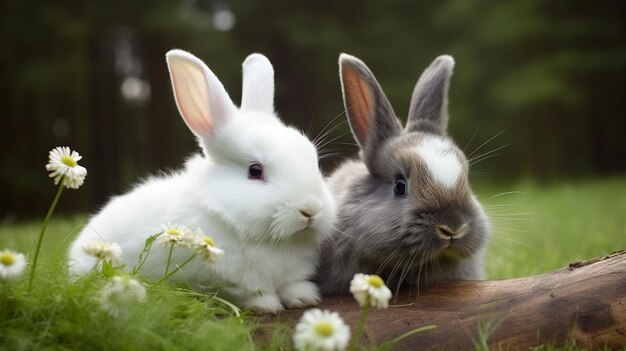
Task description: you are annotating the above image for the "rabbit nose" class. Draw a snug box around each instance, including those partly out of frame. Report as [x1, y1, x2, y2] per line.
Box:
[299, 196, 322, 219]
[436, 223, 468, 239]
[300, 209, 317, 219]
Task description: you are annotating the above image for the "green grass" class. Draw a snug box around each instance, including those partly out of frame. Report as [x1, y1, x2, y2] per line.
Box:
[1, 177, 625, 350]
[476, 177, 626, 279]
[0, 218, 258, 351]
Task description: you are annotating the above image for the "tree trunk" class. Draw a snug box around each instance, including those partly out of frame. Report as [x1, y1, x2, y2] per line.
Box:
[274, 251, 626, 350]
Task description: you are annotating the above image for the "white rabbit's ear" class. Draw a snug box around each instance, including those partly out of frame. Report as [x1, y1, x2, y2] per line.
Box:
[240, 53, 274, 113]
[166, 49, 237, 137]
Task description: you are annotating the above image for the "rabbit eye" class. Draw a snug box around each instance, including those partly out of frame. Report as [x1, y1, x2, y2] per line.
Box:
[248, 163, 265, 181]
[394, 176, 407, 197]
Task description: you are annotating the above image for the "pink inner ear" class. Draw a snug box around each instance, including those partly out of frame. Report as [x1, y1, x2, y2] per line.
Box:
[170, 59, 214, 136]
[342, 64, 373, 146]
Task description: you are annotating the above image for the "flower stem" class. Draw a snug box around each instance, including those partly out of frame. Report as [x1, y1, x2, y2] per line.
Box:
[164, 243, 174, 275]
[153, 253, 196, 285]
[132, 233, 159, 275]
[28, 182, 64, 290]
[211, 295, 241, 317]
[378, 325, 437, 351]
[349, 300, 370, 351]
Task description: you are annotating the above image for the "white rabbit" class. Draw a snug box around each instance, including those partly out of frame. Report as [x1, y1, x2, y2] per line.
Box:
[68, 50, 336, 313]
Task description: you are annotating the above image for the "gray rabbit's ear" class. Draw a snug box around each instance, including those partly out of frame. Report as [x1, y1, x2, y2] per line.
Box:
[406, 55, 455, 135]
[339, 54, 401, 156]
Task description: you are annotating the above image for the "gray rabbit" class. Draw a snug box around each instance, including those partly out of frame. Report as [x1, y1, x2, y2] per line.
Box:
[318, 54, 490, 295]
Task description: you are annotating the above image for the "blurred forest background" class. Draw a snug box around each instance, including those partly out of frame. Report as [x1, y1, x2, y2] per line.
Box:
[1, 0, 624, 219]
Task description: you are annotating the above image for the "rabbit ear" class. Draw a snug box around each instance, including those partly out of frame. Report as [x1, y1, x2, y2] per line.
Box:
[166, 49, 237, 137]
[241, 53, 274, 113]
[339, 54, 401, 153]
[406, 55, 455, 135]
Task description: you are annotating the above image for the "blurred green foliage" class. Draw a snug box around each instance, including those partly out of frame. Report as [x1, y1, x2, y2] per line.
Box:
[1, 0, 624, 218]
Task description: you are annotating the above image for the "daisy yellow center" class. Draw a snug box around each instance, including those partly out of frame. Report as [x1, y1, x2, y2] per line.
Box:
[202, 236, 216, 247]
[314, 321, 334, 337]
[0, 252, 16, 266]
[167, 229, 182, 236]
[61, 155, 77, 167]
[367, 275, 385, 288]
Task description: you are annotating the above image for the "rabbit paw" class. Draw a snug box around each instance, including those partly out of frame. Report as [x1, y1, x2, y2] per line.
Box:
[244, 293, 284, 314]
[279, 280, 321, 309]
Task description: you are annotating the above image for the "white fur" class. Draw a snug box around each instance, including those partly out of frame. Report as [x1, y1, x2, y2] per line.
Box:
[416, 136, 462, 189]
[241, 53, 274, 113]
[68, 50, 335, 313]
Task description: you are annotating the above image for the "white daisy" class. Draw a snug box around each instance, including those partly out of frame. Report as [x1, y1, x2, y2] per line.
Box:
[192, 234, 224, 263]
[0, 249, 26, 280]
[293, 308, 350, 351]
[350, 273, 392, 309]
[45, 146, 87, 189]
[156, 223, 194, 247]
[83, 241, 122, 265]
[99, 275, 147, 318]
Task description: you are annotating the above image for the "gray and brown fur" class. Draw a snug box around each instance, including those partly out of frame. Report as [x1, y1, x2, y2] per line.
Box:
[317, 54, 490, 295]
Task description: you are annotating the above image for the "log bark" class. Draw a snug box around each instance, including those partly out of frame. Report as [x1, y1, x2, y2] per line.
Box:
[272, 250, 626, 350]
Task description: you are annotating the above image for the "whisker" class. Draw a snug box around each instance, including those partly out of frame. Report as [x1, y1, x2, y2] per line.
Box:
[488, 217, 533, 223]
[489, 225, 528, 234]
[387, 250, 409, 285]
[314, 123, 346, 150]
[395, 250, 419, 297]
[312, 110, 348, 148]
[335, 142, 359, 148]
[376, 246, 401, 275]
[316, 133, 347, 154]
[488, 212, 534, 216]
[468, 170, 492, 176]
[312, 110, 344, 144]
[484, 204, 518, 208]
[469, 143, 512, 166]
[467, 127, 511, 160]
[415, 263, 423, 298]
[469, 153, 501, 168]
[318, 151, 346, 161]
[489, 191, 527, 199]
[462, 119, 484, 154]
[489, 234, 534, 250]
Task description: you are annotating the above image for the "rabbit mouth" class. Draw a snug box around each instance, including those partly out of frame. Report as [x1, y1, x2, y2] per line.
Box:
[438, 245, 470, 260]
[377, 240, 471, 268]
[297, 215, 315, 231]
[267, 200, 329, 241]
[267, 212, 321, 242]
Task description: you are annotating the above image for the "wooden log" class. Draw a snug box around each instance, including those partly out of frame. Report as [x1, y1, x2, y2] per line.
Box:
[271, 250, 626, 350]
